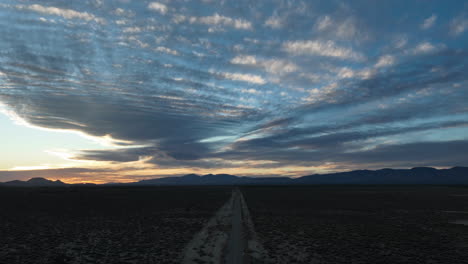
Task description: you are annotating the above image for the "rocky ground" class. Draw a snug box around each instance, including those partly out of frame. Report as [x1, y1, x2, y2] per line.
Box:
[242, 186, 468, 264]
[0, 186, 231, 264]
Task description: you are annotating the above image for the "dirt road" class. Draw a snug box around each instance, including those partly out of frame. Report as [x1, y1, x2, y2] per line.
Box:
[225, 189, 246, 264]
[183, 188, 263, 263]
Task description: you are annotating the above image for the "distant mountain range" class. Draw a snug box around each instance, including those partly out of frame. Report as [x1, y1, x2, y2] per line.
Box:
[1, 177, 67, 187]
[295, 167, 468, 184]
[1, 167, 468, 186]
[131, 173, 293, 186]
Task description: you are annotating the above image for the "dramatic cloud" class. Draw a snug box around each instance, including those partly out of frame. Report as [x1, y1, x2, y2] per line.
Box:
[0, 0, 467, 182]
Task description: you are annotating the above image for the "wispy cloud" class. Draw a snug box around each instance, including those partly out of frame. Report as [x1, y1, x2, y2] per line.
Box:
[16, 4, 104, 24]
[218, 71, 266, 85]
[154, 46, 179, 56]
[148, 2, 168, 15]
[264, 15, 282, 29]
[410, 42, 442, 54]
[230, 55, 298, 75]
[315, 15, 332, 31]
[189, 13, 252, 30]
[375, 55, 395, 68]
[450, 14, 468, 36]
[283, 40, 364, 61]
[421, 14, 437, 30]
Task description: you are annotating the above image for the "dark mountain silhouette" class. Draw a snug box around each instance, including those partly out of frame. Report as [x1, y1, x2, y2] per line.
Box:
[128, 167, 468, 185]
[132, 173, 291, 185]
[1, 177, 66, 187]
[1, 167, 467, 186]
[295, 167, 468, 184]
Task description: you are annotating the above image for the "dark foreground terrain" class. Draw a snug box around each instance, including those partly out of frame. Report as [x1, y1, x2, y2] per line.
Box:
[242, 186, 468, 264]
[2, 185, 468, 264]
[0, 186, 230, 264]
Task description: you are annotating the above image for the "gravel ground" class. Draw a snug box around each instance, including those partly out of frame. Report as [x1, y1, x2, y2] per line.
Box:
[242, 186, 468, 264]
[0, 186, 231, 264]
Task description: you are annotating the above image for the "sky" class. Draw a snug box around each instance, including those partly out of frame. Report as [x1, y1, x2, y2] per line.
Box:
[0, 0, 467, 183]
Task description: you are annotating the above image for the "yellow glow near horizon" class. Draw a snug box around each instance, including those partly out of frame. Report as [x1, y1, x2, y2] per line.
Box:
[0, 104, 135, 148]
[0, 104, 359, 184]
[0, 105, 124, 170]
